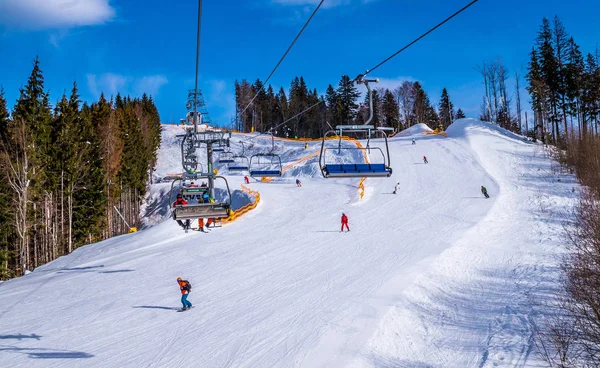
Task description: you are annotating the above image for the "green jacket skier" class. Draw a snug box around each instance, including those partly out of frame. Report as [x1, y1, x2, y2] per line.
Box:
[481, 185, 489, 198]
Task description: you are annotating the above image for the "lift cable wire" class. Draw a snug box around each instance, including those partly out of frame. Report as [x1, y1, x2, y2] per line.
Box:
[239, 100, 324, 144]
[234, 0, 478, 145]
[355, 0, 479, 81]
[238, 0, 325, 118]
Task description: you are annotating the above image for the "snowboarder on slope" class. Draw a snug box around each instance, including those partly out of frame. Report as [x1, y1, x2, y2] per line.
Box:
[423, 156, 428, 164]
[341, 213, 350, 232]
[393, 182, 400, 194]
[177, 277, 192, 310]
[296, 179, 302, 187]
[481, 185, 489, 198]
[173, 194, 190, 229]
[244, 176, 250, 184]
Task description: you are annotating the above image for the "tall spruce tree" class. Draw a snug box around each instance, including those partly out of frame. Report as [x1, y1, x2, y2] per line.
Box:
[381, 89, 400, 130]
[438, 88, 454, 129]
[455, 108, 466, 119]
[0, 88, 13, 278]
[336, 75, 360, 124]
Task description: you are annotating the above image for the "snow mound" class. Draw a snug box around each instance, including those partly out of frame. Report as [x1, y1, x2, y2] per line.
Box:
[446, 118, 527, 142]
[398, 123, 433, 135]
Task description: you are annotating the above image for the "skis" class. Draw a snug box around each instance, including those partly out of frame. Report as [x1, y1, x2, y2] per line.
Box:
[177, 306, 194, 312]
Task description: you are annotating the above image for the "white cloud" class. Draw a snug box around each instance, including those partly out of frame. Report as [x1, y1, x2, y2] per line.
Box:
[87, 73, 168, 98]
[372, 76, 417, 92]
[134, 75, 169, 97]
[205, 80, 237, 126]
[86, 73, 129, 98]
[0, 0, 115, 30]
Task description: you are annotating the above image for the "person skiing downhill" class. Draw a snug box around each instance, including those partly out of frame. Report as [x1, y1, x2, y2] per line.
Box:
[412, 138, 416, 145]
[423, 156, 428, 164]
[173, 194, 190, 229]
[244, 176, 250, 184]
[177, 277, 192, 311]
[393, 182, 400, 194]
[296, 179, 302, 187]
[481, 185, 489, 198]
[341, 213, 350, 232]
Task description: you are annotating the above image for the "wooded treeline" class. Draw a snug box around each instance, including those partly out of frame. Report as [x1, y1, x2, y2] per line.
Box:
[527, 16, 600, 145]
[525, 16, 600, 368]
[0, 58, 161, 279]
[234, 76, 464, 138]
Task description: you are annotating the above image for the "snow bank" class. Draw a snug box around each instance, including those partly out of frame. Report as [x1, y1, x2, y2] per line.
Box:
[397, 123, 433, 135]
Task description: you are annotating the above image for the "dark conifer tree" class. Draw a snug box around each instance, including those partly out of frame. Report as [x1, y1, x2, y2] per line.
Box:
[336, 75, 360, 124]
[325, 84, 339, 127]
[381, 89, 400, 130]
[438, 88, 454, 129]
[455, 108, 466, 119]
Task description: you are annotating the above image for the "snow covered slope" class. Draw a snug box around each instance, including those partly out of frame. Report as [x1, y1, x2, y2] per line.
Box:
[0, 119, 575, 367]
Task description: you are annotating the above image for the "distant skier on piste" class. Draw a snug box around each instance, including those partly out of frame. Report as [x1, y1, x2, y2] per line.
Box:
[393, 182, 399, 194]
[481, 185, 489, 198]
[423, 156, 428, 164]
[177, 277, 192, 311]
[296, 179, 302, 187]
[244, 176, 250, 184]
[341, 213, 350, 232]
[412, 138, 416, 145]
[173, 194, 190, 229]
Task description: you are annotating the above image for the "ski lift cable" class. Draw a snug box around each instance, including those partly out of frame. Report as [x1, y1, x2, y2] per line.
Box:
[238, 0, 325, 118]
[239, 100, 324, 144]
[354, 0, 479, 81]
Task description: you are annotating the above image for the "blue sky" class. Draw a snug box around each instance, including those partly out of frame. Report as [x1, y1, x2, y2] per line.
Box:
[0, 0, 599, 126]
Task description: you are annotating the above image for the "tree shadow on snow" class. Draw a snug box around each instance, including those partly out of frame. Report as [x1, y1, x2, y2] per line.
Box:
[133, 305, 181, 311]
[0, 333, 41, 340]
[0, 346, 94, 359]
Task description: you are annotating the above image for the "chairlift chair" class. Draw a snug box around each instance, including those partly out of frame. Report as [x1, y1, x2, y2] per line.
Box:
[170, 177, 232, 225]
[218, 150, 235, 164]
[249, 153, 283, 177]
[319, 125, 392, 178]
[228, 141, 249, 172]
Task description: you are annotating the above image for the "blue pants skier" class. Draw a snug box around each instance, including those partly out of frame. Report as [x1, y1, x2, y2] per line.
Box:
[181, 294, 192, 309]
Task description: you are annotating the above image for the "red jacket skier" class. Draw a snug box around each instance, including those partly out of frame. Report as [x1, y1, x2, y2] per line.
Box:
[173, 194, 190, 229]
[244, 176, 250, 184]
[423, 156, 428, 164]
[341, 213, 349, 232]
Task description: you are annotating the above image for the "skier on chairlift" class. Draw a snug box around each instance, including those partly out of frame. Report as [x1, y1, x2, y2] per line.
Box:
[173, 194, 190, 229]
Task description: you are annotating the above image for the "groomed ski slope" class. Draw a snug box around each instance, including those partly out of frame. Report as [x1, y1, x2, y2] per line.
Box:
[0, 119, 576, 367]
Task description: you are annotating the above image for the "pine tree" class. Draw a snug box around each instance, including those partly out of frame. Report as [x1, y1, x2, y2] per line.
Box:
[336, 75, 360, 124]
[455, 108, 466, 119]
[527, 47, 546, 142]
[381, 89, 400, 130]
[438, 88, 454, 129]
[0, 88, 14, 278]
[537, 17, 560, 144]
[325, 84, 339, 127]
